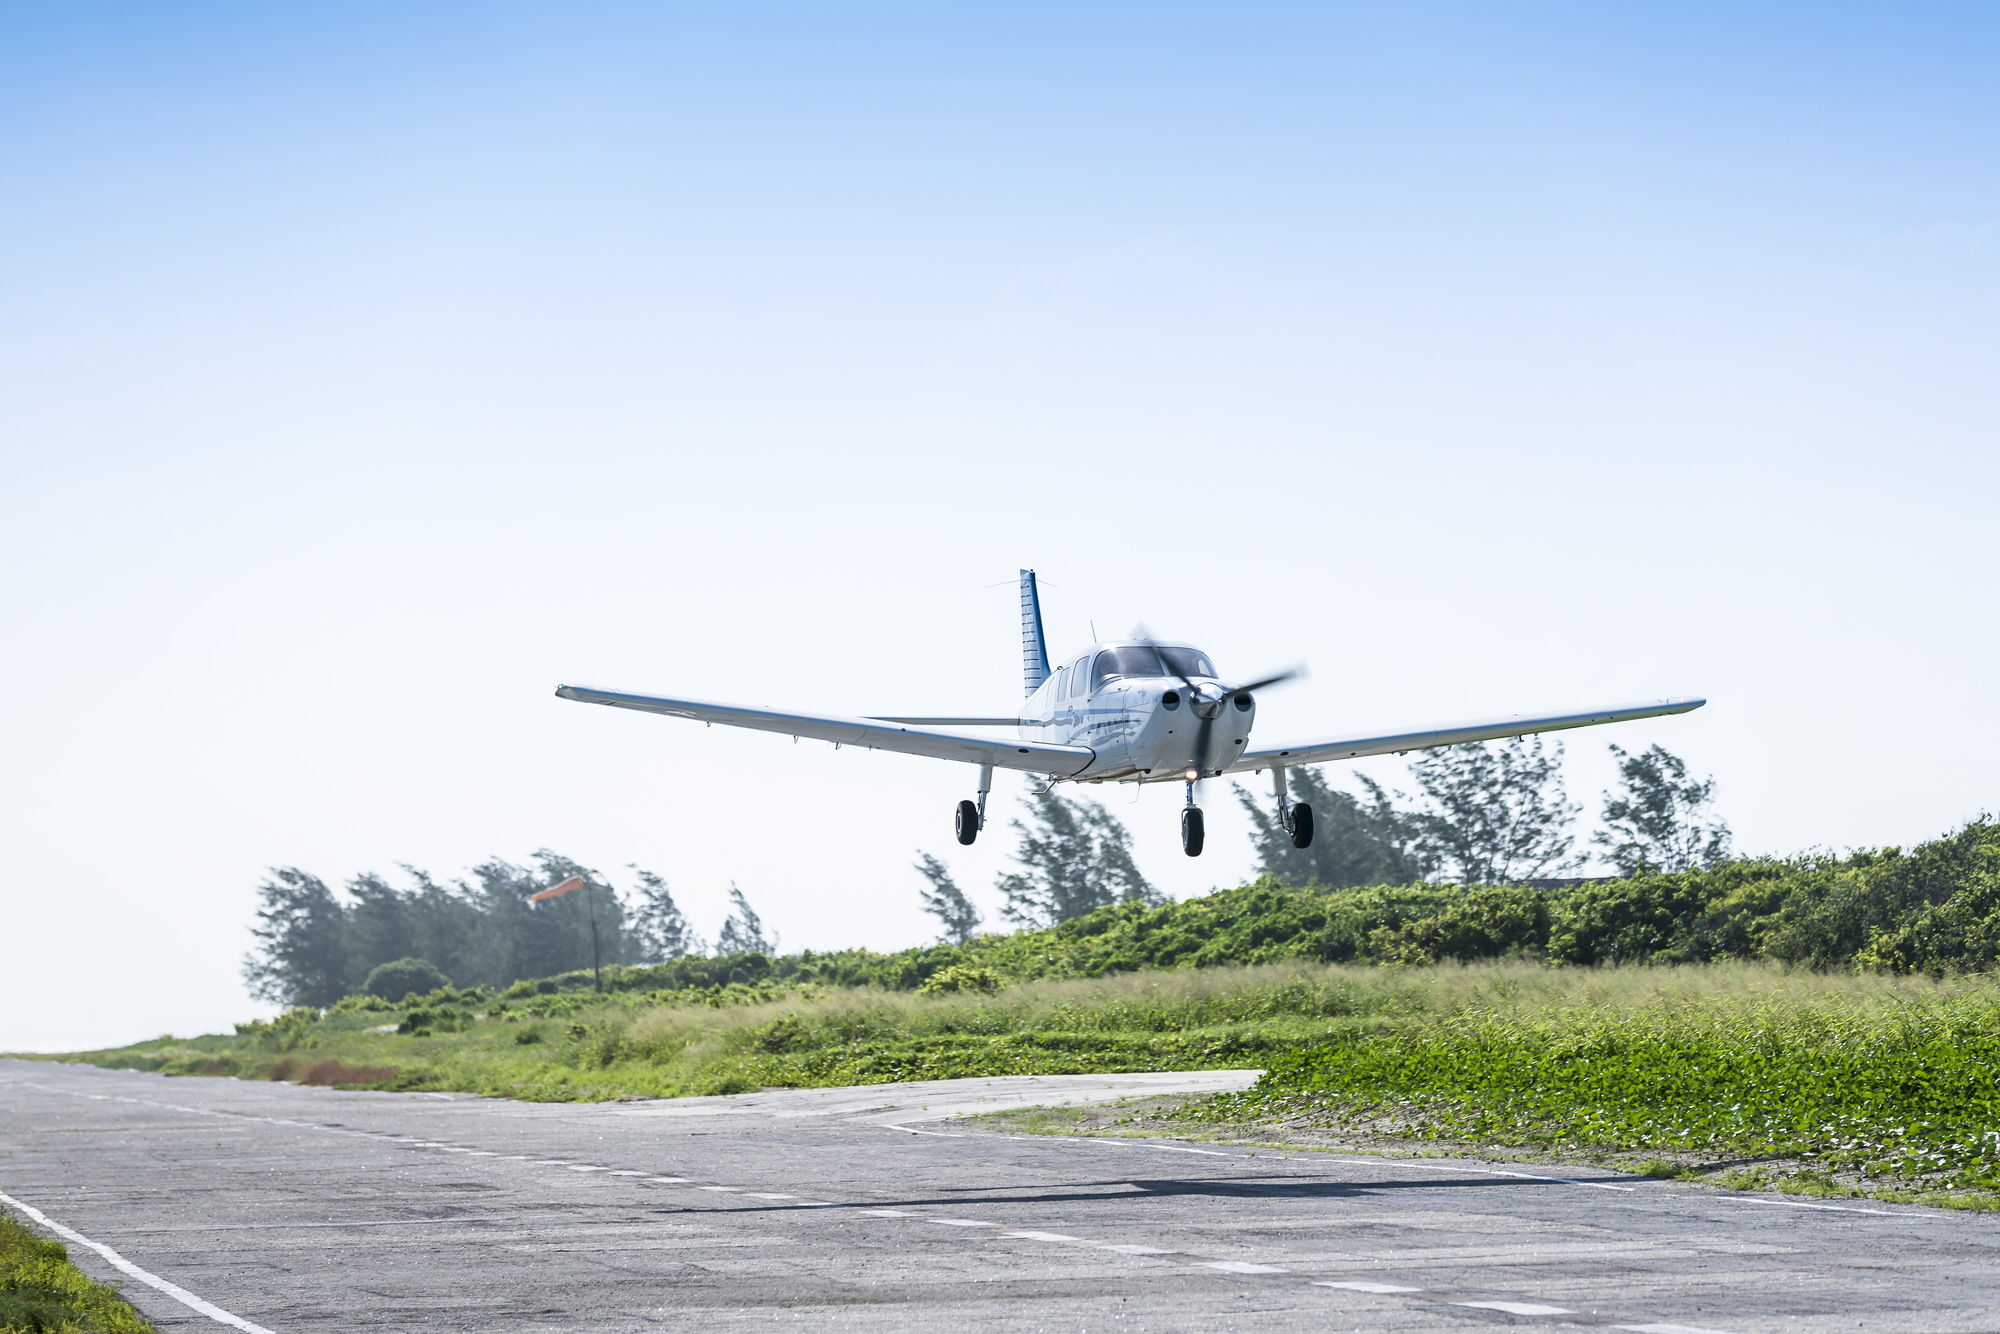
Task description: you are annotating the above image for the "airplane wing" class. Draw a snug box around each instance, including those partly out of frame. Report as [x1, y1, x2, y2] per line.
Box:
[555, 685, 1095, 776]
[1226, 697, 1705, 774]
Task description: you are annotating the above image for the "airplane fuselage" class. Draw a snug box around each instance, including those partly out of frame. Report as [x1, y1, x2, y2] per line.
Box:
[1017, 641, 1255, 783]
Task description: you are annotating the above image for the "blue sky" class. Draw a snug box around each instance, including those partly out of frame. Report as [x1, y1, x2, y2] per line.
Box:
[3, 2, 1996, 1049]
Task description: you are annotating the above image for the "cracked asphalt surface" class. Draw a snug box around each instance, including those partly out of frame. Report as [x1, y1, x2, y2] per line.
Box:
[3, 1059, 1995, 1332]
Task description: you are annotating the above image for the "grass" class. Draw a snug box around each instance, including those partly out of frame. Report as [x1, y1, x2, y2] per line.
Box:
[0, 1211, 152, 1334]
[39, 960, 2000, 1205]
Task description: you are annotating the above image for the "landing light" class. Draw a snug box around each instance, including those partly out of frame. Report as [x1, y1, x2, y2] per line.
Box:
[1185, 768, 1200, 781]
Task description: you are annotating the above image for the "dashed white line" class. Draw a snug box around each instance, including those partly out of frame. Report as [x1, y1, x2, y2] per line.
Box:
[1002, 1230, 1086, 1242]
[1201, 1260, 1292, 1274]
[697, 1185, 743, 1192]
[0, 1190, 277, 1334]
[1613, 1324, 1737, 1334]
[1315, 1280, 1423, 1294]
[1098, 1243, 1174, 1255]
[1458, 1301, 1574, 1316]
[884, 1123, 964, 1137]
[745, 1192, 796, 1200]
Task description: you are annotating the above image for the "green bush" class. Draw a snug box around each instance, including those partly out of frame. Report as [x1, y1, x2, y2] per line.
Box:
[363, 958, 452, 1003]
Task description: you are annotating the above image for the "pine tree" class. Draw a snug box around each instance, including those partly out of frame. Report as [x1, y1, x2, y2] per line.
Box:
[1595, 743, 1732, 874]
[914, 853, 982, 944]
[629, 867, 705, 960]
[242, 868, 349, 1007]
[997, 790, 1158, 927]
[1234, 769, 1428, 887]
[717, 883, 775, 956]
[1409, 736, 1581, 884]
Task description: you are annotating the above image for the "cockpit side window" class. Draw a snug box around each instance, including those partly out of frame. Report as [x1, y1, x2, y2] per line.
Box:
[1092, 645, 1164, 687]
[1069, 658, 1089, 697]
[1157, 647, 1217, 679]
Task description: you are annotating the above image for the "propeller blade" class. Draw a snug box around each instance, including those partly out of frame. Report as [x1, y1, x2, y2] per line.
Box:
[1224, 665, 1309, 697]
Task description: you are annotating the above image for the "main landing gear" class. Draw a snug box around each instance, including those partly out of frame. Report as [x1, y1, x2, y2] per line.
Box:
[955, 763, 995, 845]
[1273, 764, 1315, 849]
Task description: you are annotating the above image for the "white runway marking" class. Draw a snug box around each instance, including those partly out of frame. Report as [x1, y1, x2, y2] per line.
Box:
[1083, 1138, 1231, 1157]
[1731, 1196, 1903, 1216]
[0, 1190, 277, 1333]
[746, 1192, 796, 1200]
[861, 1208, 915, 1217]
[1002, 1230, 1086, 1242]
[1458, 1300, 1574, 1315]
[1613, 1324, 1736, 1334]
[932, 1218, 997, 1227]
[1315, 1280, 1423, 1294]
[884, 1123, 964, 1137]
[1329, 1157, 1635, 1193]
[1201, 1260, 1291, 1274]
[1098, 1243, 1174, 1254]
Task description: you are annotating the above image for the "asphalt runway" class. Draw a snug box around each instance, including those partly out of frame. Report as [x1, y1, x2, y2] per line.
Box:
[4, 1058, 1996, 1333]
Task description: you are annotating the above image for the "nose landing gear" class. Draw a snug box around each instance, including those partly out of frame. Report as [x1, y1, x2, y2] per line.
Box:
[955, 763, 995, 845]
[1181, 775, 1205, 856]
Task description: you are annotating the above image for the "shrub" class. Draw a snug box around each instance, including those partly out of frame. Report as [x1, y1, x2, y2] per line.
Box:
[917, 964, 1003, 995]
[363, 958, 452, 1003]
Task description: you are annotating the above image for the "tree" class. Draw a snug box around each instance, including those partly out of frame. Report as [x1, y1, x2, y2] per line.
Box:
[997, 790, 1159, 928]
[629, 867, 704, 961]
[361, 957, 450, 1002]
[242, 868, 349, 1007]
[1409, 736, 1581, 885]
[1595, 744, 1732, 875]
[717, 883, 775, 955]
[1234, 769, 1428, 887]
[914, 852, 982, 944]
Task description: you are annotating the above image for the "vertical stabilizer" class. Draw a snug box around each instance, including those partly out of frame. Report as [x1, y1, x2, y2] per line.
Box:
[1019, 569, 1052, 696]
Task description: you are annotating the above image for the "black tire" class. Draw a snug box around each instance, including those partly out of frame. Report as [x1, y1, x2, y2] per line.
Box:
[1290, 802, 1315, 849]
[955, 799, 980, 845]
[1181, 806, 1206, 857]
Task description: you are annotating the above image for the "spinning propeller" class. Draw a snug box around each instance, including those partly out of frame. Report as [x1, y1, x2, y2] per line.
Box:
[1132, 629, 1306, 777]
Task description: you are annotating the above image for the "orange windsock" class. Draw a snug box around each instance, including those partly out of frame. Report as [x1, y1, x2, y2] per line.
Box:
[530, 874, 586, 904]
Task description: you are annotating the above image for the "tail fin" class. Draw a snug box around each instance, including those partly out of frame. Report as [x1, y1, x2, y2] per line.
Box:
[1019, 569, 1051, 696]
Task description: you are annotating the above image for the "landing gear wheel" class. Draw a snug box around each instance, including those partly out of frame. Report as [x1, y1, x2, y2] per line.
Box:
[955, 800, 980, 845]
[1181, 806, 1206, 857]
[1289, 802, 1315, 849]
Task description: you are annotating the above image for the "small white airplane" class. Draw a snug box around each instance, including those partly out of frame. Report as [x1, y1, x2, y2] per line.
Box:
[557, 571, 1703, 857]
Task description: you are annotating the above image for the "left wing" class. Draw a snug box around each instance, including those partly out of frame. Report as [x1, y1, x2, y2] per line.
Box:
[1227, 697, 1705, 774]
[556, 685, 1095, 776]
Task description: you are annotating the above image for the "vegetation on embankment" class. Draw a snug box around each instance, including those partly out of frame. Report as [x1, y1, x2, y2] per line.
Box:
[1158, 964, 2000, 1204]
[0, 1211, 152, 1334]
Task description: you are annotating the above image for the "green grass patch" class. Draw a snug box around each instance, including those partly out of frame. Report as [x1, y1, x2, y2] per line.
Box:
[1173, 965, 2000, 1194]
[0, 1211, 152, 1334]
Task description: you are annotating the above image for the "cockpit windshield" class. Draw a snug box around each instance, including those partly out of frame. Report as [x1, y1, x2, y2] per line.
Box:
[1158, 647, 1217, 679]
[1091, 645, 1216, 687]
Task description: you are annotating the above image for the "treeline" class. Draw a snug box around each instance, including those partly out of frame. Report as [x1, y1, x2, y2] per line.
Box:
[914, 739, 1728, 942]
[243, 852, 770, 1007]
[527, 815, 2000, 997]
[243, 738, 1730, 1007]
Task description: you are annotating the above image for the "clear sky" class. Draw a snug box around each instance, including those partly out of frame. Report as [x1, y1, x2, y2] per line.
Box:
[3, 2, 1996, 1051]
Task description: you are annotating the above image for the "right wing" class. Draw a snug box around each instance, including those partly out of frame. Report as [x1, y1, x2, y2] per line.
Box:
[1227, 697, 1705, 774]
[556, 685, 1095, 776]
